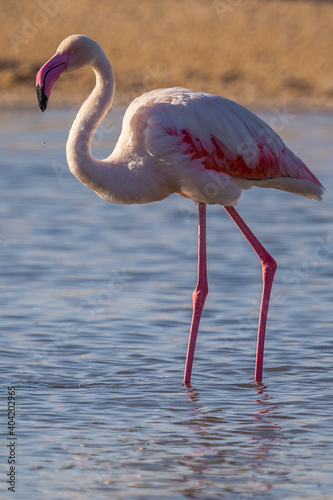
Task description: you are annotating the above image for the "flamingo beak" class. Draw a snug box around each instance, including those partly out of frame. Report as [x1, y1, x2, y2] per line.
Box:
[36, 52, 71, 111]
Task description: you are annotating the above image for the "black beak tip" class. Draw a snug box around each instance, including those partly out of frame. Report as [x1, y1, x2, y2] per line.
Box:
[36, 85, 48, 112]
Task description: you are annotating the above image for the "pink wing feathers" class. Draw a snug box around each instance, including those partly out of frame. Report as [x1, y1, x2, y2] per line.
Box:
[126, 88, 324, 202]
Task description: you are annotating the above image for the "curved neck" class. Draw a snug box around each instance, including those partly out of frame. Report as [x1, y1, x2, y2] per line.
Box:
[66, 57, 115, 188]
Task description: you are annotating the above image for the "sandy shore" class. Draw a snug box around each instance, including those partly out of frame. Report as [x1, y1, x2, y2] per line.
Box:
[0, 0, 333, 111]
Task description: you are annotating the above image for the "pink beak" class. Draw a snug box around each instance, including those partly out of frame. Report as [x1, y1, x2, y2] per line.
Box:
[36, 52, 71, 111]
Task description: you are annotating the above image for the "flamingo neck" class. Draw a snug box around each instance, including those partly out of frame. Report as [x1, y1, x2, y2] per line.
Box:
[66, 57, 115, 190]
[65, 56, 174, 205]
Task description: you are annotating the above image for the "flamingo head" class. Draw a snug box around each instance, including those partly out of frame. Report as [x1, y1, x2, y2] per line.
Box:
[36, 34, 105, 111]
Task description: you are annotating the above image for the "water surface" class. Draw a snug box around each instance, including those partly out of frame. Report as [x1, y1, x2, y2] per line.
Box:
[0, 108, 332, 499]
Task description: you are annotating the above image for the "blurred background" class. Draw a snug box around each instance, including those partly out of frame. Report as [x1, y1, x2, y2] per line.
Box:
[1, 0, 333, 110]
[1, 2, 333, 498]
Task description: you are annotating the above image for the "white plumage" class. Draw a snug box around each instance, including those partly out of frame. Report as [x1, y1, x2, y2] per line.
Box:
[36, 36, 324, 206]
[119, 87, 324, 205]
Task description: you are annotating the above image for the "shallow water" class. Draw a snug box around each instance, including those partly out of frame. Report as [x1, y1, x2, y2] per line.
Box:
[0, 108, 332, 499]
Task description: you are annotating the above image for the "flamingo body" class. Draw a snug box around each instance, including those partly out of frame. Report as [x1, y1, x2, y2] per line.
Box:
[36, 35, 324, 385]
[107, 86, 323, 205]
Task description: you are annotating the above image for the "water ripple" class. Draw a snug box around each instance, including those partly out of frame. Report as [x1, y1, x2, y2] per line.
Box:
[0, 110, 332, 499]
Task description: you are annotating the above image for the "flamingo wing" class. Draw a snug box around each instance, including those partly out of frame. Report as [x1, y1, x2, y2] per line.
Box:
[124, 88, 324, 203]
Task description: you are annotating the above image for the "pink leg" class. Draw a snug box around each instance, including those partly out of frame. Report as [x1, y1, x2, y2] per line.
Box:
[183, 203, 208, 386]
[224, 206, 277, 383]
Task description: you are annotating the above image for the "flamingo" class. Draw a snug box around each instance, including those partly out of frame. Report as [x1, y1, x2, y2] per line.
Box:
[36, 35, 324, 385]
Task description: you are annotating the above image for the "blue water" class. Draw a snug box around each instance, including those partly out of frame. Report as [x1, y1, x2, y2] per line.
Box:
[0, 108, 332, 499]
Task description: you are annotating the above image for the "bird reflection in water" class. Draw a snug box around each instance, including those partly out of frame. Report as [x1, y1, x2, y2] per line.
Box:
[179, 384, 283, 495]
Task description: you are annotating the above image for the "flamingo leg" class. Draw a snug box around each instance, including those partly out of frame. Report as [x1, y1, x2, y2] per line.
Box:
[183, 203, 208, 386]
[223, 206, 277, 383]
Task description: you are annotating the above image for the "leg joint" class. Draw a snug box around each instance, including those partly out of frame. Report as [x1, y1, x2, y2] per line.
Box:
[192, 284, 209, 304]
[262, 254, 277, 273]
